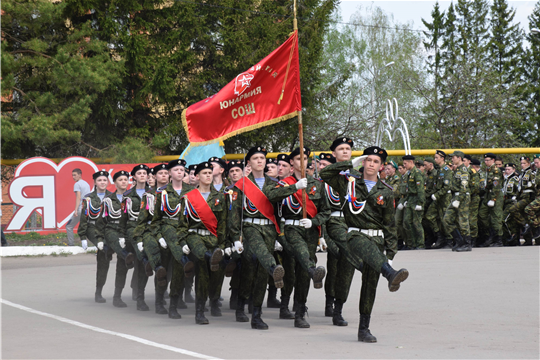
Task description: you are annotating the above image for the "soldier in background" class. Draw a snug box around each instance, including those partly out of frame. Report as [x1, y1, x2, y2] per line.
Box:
[402, 155, 425, 250]
[464, 157, 481, 247]
[395, 162, 409, 250]
[524, 155, 540, 242]
[423, 157, 438, 248]
[509, 156, 536, 246]
[430, 151, 454, 249]
[495, 156, 504, 173]
[502, 163, 520, 246]
[478, 153, 504, 247]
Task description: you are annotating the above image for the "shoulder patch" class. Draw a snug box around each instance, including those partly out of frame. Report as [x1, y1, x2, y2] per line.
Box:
[267, 176, 279, 183]
[443, 166, 450, 171]
[381, 180, 394, 191]
[123, 188, 133, 196]
[158, 185, 167, 191]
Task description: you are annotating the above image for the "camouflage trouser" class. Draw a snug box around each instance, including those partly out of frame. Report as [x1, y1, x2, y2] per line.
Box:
[509, 194, 535, 226]
[142, 230, 171, 294]
[324, 217, 357, 303]
[126, 225, 149, 295]
[103, 224, 129, 290]
[403, 203, 425, 248]
[525, 196, 540, 227]
[502, 199, 519, 238]
[478, 193, 504, 237]
[425, 193, 451, 238]
[185, 232, 220, 303]
[161, 224, 185, 298]
[347, 231, 387, 275]
[277, 235, 296, 301]
[359, 241, 384, 316]
[284, 225, 319, 305]
[443, 195, 470, 237]
[86, 225, 113, 289]
[469, 195, 480, 238]
[395, 198, 408, 245]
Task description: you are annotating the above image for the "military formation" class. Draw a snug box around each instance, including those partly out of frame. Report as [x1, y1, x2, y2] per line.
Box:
[77, 140, 540, 342]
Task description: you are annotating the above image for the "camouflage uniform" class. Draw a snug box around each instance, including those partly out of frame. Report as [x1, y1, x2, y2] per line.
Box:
[478, 164, 504, 240]
[426, 164, 453, 243]
[524, 169, 540, 241]
[443, 164, 470, 247]
[502, 172, 520, 245]
[468, 167, 481, 242]
[403, 166, 425, 248]
[423, 167, 438, 248]
[394, 171, 409, 247]
[509, 166, 536, 244]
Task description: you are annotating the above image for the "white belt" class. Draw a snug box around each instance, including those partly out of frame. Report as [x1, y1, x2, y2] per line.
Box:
[284, 219, 302, 226]
[454, 192, 459, 196]
[166, 217, 179, 221]
[523, 190, 534, 193]
[109, 220, 120, 224]
[129, 217, 137, 221]
[447, 190, 452, 193]
[89, 220, 96, 225]
[243, 218, 271, 225]
[189, 228, 211, 236]
[348, 227, 384, 238]
[330, 211, 344, 217]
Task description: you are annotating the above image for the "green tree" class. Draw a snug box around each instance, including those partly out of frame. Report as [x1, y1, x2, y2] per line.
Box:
[522, 2, 540, 146]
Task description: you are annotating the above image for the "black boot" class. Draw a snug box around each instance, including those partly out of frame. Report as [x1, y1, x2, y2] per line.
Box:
[122, 250, 135, 269]
[155, 291, 168, 315]
[470, 237, 478, 248]
[522, 224, 532, 236]
[380, 262, 409, 292]
[229, 288, 238, 310]
[155, 265, 167, 287]
[251, 307, 269, 330]
[279, 296, 295, 319]
[210, 299, 222, 317]
[489, 235, 503, 247]
[142, 257, 153, 277]
[266, 285, 281, 308]
[136, 289, 150, 311]
[205, 249, 223, 272]
[235, 297, 249, 322]
[357, 314, 377, 342]
[431, 232, 447, 249]
[177, 295, 188, 309]
[294, 304, 310, 328]
[168, 296, 182, 319]
[112, 287, 127, 308]
[451, 229, 463, 252]
[308, 266, 326, 289]
[95, 286, 106, 303]
[269, 265, 285, 289]
[332, 299, 348, 326]
[532, 226, 540, 240]
[248, 297, 253, 314]
[292, 300, 299, 312]
[481, 228, 495, 247]
[224, 258, 236, 277]
[456, 236, 472, 252]
[180, 254, 195, 278]
[196, 300, 209, 325]
[325, 295, 334, 317]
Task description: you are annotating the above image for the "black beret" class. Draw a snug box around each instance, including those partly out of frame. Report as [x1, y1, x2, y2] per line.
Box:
[519, 156, 530, 162]
[307, 162, 313, 169]
[290, 146, 311, 159]
[208, 156, 227, 169]
[131, 164, 149, 176]
[435, 150, 446, 158]
[505, 163, 516, 168]
[276, 153, 290, 164]
[188, 164, 197, 172]
[195, 161, 213, 175]
[330, 137, 354, 151]
[471, 159, 481, 166]
[93, 170, 109, 180]
[228, 160, 244, 171]
[402, 155, 415, 161]
[245, 146, 267, 161]
[484, 153, 496, 159]
[113, 170, 129, 182]
[464, 154, 472, 161]
[362, 146, 388, 162]
[153, 164, 168, 174]
[266, 158, 278, 165]
[318, 153, 336, 164]
[167, 159, 187, 170]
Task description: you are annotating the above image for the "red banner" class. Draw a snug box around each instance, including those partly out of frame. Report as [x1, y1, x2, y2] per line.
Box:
[182, 31, 301, 145]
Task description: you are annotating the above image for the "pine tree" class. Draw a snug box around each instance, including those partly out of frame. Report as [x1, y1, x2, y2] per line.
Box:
[522, 2, 540, 146]
[422, 1, 445, 92]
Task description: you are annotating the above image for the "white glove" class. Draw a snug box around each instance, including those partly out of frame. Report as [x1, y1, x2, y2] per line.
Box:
[182, 245, 190, 254]
[404, 201, 408, 207]
[351, 155, 368, 168]
[299, 218, 312, 229]
[137, 242, 144, 252]
[97, 242, 104, 251]
[511, 196, 517, 201]
[316, 245, 321, 252]
[397, 203, 404, 210]
[234, 240, 244, 254]
[295, 178, 308, 190]
[225, 247, 232, 256]
[415, 205, 422, 211]
[452, 200, 460, 208]
[487, 200, 495, 207]
[431, 194, 437, 201]
[319, 237, 327, 251]
[158, 238, 168, 249]
[119, 238, 126, 248]
[274, 240, 283, 252]
[388, 259, 393, 266]
[81, 240, 88, 250]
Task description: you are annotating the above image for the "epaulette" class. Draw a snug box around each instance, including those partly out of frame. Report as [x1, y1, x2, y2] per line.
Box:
[83, 192, 93, 198]
[158, 185, 167, 191]
[471, 168, 477, 174]
[268, 176, 280, 183]
[225, 184, 235, 191]
[381, 180, 393, 191]
[123, 188, 133, 196]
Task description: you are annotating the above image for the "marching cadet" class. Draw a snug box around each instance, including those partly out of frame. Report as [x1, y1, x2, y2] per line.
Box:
[151, 159, 193, 319]
[229, 146, 287, 330]
[148, 168, 156, 188]
[270, 146, 329, 329]
[502, 163, 521, 246]
[95, 170, 135, 308]
[402, 155, 425, 249]
[266, 158, 279, 178]
[443, 152, 471, 251]
[464, 156, 481, 247]
[478, 153, 504, 247]
[320, 146, 409, 343]
[121, 165, 153, 311]
[265, 157, 282, 309]
[429, 151, 453, 249]
[188, 164, 199, 187]
[209, 156, 228, 192]
[78, 171, 113, 303]
[509, 156, 536, 246]
[134, 164, 171, 314]
[524, 155, 540, 242]
[423, 157, 438, 248]
[178, 161, 227, 325]
[321, 139, 362, 327]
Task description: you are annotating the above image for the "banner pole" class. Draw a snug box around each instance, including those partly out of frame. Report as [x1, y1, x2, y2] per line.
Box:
[293, 0, 307, 219]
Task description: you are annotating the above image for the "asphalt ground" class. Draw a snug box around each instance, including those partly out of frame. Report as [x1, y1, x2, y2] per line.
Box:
[1, 246, 539, 360]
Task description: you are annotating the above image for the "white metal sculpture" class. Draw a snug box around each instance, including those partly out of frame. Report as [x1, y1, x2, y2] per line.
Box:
[376, 98, 411, 155]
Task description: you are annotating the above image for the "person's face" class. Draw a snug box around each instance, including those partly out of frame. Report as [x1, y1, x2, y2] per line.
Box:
[332, 144, 352, 162]
[434, 154, 445, 166]
[72, 172, 81, 182]
[520, 159, 529, 170]
[419, 165, 425, 173]
[211, 162, 224, 177]
[533, 158, 540, 169]
[291, 154, 308, 172]
[266, 163, 278, 177]
[156, 170, 169, 185]
[473, 165, 480, 171]
[133, 169, 148, 184]
[182, 172, 190, 183]
[197, 169, 213, 186]
[278, 161, 292, 178]
[306, 167, 314, 176]
[484, 157, 494, 167]
[385, 165, 396, 176]
[244, 164, 252, 177]
[229, 167, 243, 182]
[504, 166, 514, 176]
[463, 158, 471, 167]
[147, 174, 156, 187]
[363, 155, 383, 177]
[169, 166, 185, 182]
[189, 170, 197, 184]
[115, 176, 129, 192]
[398, 165, 406, 175]
[248, 154, 266, 172]
[319, 160, 332, 170]
[425, 162, 434, 171]
[403, 160, 414, 170]
[495, 160, 503, 168]
[95, 176, 108, 192]
[452, 155, 462, 166]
